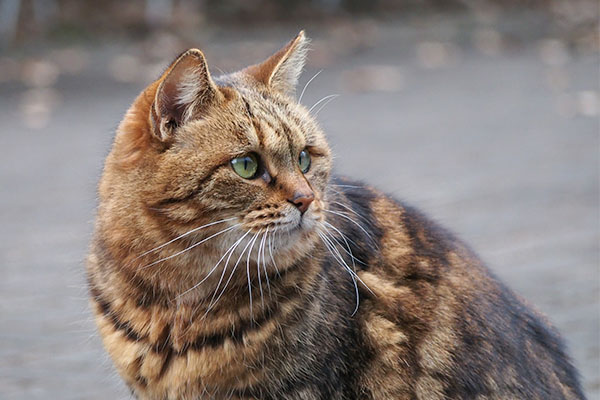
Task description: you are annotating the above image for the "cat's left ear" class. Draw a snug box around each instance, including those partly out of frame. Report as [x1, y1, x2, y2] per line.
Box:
[244, 30, 308, 96]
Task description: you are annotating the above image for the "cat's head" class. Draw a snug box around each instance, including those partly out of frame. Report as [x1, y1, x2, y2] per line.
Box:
[100, 31, 332, 282]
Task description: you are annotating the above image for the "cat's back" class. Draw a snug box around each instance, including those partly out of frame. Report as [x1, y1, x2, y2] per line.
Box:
[327, 178, 585, 399]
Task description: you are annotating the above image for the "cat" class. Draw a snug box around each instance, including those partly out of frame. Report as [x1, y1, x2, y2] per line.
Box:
[87, 31, 586, 399]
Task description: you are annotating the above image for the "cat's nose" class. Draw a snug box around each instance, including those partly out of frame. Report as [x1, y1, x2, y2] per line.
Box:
[288, 190, 314, 214]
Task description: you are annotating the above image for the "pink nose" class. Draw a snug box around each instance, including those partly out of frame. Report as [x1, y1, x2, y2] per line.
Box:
[289, 191, 314, 214]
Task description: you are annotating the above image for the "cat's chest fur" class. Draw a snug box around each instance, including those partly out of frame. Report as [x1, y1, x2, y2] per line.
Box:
[90, 210, 366, 400]
[89, 182, 584, 399]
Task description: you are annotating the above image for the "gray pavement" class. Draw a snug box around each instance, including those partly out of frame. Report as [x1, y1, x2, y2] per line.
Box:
[1, 18, 598, 399]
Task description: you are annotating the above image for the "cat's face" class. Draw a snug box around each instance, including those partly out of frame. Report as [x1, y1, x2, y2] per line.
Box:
[149, 79, 332, 247]
[102, 32, 330, 280]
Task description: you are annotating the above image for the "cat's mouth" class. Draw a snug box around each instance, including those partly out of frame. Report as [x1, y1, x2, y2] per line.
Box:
[242, 200, 323, 234]
[259, 215, 320, 257]
[233, 205, 322, 258]
[245, 214, 317, 237]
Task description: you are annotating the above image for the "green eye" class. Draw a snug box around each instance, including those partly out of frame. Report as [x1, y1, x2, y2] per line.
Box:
[231, 153, 259, 179]
[299, 149, 311, 173]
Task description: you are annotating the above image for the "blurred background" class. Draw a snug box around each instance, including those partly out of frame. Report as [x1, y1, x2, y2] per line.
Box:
[0, 0, 598, 398]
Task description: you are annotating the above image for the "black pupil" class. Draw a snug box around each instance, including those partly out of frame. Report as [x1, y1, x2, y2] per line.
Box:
[244, 158, 248, 170]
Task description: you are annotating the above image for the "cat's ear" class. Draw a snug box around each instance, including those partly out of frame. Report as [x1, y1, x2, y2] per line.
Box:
[244, 31, 308, 96]
[151, 49, 222, 142]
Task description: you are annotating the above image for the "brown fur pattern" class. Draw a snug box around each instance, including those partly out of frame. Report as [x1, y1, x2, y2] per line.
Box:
[88, 32, 585, 399]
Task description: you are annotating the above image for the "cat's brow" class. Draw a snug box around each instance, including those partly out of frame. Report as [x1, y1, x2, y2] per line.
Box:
[264, 103, 305, 149]
[240, 95, 277, 149]
[243, 100, 305, 161]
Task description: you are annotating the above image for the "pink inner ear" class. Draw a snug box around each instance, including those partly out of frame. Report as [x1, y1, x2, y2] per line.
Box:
[157, 54, 206, 127]
[157, 73, 188, 128]
[151, 49, 220, 141]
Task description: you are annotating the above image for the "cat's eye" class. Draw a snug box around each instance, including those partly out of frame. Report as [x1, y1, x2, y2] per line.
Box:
[231, 153, 259, 179]
[299, 149, 311, 173]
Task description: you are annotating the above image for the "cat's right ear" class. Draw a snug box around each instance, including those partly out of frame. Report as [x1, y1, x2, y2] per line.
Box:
[150, 49, 222, 142]
[243, 31, 308, 96]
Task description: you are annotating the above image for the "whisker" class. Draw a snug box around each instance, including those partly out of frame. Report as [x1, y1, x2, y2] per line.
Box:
[246, 230, 263, 322]
[256, 231, 266, 309]
[324, 209, 376, 246]
[176, 230, 250, 299]
[204, 230, 259, 318]
[133, 217, 237, 261]
[318, 231, 361, 316]
[319, 229, 375, 311]
[261, 228, 272, 299]
[321, 222, 355, 269]
[203, 230, 251, 312]
[318, 231, 357, 277]
[138, 224, 241, 270]
[298, 69, 322, 103]
[323, 231, 372, 287]
[326, 186, 373, 225]
[308, 94, 339, 114]
[330, 200, 370, 224]
[321, 221, 367, 267]
[267, 232, 280, 277]
[314, 95, 339, 116]
[322, 220, 363, 255]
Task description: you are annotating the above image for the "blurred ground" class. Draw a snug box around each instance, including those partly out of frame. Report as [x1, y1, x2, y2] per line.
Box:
[0, 11, 598, 400]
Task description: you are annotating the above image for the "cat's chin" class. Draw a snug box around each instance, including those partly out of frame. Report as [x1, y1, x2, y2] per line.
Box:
[268, 214, 321, 255]
[284, 210, 322, 236]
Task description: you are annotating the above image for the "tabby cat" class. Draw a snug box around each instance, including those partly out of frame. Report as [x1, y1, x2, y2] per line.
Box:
[87, 31, 585, 399]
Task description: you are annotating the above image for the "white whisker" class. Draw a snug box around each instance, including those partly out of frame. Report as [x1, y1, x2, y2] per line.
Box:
[318, 229, 374, 316]
[331, 184, 362, 188]
[324, 209, 376, 245]
[204, 230, 259, 318]
[308, 94, 339, 114]
[134, 217, 237, 261]
[314, 95, 339, 116]
[256, 231, 266, 309]
[331, 200, 370, 224]
[203, 230, 251, 312]
[318, 231, 361, 316]
[298, 69, 322, 103]
[321, 230, 372, 292]
[246, 230, 263, 322]
[321, 221, 366, 267]
[138, 224, 241, 270]
[268, 232, 280, 277]
[176, 230, 250, 299]
[261, 228, 272, 299]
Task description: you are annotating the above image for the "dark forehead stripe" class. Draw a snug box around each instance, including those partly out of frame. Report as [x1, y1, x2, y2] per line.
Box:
[278, 121, 298, 159]
[241, 95, 284, 150]
[242, 97, 254, 118]
[266, 97, 304, 146]
[265, 114, 305, 163]
[254, 116, 300, 166]
[261, 91, 311, 139]
[253, 91, 305, 145]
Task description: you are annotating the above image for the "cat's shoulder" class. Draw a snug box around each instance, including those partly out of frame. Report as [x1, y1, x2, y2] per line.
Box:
[329, 175, 459, 252]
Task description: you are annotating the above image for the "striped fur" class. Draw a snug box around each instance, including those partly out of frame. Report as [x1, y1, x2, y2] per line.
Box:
[88, 32, 585, 399]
